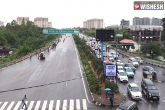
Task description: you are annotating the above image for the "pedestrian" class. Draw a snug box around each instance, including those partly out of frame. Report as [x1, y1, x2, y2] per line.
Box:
[22, 95, 27, 110]
[109, 90, 114, 107]
[29, 54, 31, 60]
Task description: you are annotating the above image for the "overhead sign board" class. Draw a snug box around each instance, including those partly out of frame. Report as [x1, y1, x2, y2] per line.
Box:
[96, 29, 114, 41]
[105, 64, 116, 77]
[43, 29, 79, 34]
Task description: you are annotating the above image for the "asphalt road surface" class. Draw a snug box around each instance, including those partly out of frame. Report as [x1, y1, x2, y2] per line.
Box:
[0, 34, 105, 110]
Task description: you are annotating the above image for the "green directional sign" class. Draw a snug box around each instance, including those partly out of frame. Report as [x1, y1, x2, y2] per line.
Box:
[43, 29, 79, 34]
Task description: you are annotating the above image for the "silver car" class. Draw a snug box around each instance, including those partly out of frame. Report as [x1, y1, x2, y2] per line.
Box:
[135, 57, 143, 64]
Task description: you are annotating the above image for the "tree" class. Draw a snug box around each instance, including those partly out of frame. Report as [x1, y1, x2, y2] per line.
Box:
[162, 18, 165, 45]
[115, 29, 131, 39]
[141, 42, 161, 56]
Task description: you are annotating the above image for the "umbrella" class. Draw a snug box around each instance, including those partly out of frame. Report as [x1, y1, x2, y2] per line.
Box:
[105, 88, 111, 91]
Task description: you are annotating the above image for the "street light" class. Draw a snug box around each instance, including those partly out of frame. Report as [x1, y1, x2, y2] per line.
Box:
[151, 50, 153, 59]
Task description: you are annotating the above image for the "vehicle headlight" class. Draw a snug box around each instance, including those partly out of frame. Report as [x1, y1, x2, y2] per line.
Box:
[149, 93, 151, 96]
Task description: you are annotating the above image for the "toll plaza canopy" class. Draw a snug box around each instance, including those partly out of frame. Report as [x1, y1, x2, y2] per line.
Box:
[119, 39, 133, 44]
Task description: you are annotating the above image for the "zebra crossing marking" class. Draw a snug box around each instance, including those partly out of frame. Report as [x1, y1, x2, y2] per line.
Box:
[76, 99, 80, 110]
[82, 99, 87, 110]
[14, 101, 21, 110]
[48, 100, 54, 110]
[28, 101, 34, 110]
[62, 100, 67, 110]
[0, 102, 8, 110]
[41, 100, 47, 110]
[34, 101, 41, 110]
[69, 99, 74, 110]
[6, 101, 15, 110]
[55, 100, 60, 110]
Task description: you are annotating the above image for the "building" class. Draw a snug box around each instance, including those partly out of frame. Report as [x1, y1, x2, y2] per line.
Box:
[0, 21, 4, 27]
[120, 19, 130, 26]
[83, 19, 103, 29]
[133, 17, 150, 25]
[151, 17, 162, 26]
[17, 17, 29, 25]
[34, 17, 49, 28]
[48, 22, 52, 28]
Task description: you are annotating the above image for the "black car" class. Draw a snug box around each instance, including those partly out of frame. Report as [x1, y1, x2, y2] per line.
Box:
[141, 79, 160, 100]
[142, 66, 157, 74]
[124, 63, 136, 72]
[116, 100, 138, 110]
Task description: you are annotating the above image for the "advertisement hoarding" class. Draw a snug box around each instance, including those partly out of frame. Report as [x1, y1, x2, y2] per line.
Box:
[105, 64, 116, 77]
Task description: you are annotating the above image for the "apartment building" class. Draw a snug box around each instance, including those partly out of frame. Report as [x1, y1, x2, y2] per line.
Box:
[0, 21, 4, 27]
[34, 17, 49, 28]
[48, 22, 52, 28]
[17, 17, 29, 25]
[120, 19, 130, 26]
[151, 17, 162, 26]
[83, 19, 103, 29]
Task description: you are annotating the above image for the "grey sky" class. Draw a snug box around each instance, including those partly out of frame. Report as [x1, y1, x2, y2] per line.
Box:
[0, 0, 164, 28]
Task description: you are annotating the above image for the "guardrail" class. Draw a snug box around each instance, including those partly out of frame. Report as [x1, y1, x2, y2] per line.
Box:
[142, 58, 165, 67]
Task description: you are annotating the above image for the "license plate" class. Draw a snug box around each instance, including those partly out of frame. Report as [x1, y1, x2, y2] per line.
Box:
[153, 97, 157, 99]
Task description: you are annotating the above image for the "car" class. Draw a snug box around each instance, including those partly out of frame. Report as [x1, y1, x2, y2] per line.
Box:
[116, 100, 138, 110]
[117, 70, 128, 82]
[124, 63, 136, 73]
[123, 67, 134, 78]
[117, 60, 124, 66]
[111, 52, 119, 59]
[134, 57, 143, 64]
[142, 66, 157, 74]
[117, 62, 123, 66]
[141, 79, 160, 100]
[117, 66, 123, 71]
[128, 58, 139, 67]
[109, 55, 114, 62]
[127, 83, 142, 100]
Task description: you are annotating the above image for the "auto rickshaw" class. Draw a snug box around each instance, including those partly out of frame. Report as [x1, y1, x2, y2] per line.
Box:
[142, 71, 157, 81]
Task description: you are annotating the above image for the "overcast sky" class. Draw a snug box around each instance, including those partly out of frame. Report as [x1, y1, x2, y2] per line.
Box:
[0, 0, 164, 28]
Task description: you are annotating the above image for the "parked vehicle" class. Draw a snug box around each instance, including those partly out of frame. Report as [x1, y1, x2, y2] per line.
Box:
[123, 67, 134, 78]
[117, 70, 128, 82]
[124, 63, 136, 73]
[128, 58, 139, 67]
[134, 57, 143, 64]
[116, 100, 138, 110]
[141, 79, 160, 100]
[127, 83, 142, 101]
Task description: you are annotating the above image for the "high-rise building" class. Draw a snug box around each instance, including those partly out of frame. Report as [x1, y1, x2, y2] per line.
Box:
[0, 21, 4, 27]
[143, 17, 150, 25]
[151, 17, 162, 26]
[17, 17, 29, 25]
[120, 19, 130, 26]
[83, 19, 103, 29]
[34, 17, 49, 28]
[48, 22, 52, 28]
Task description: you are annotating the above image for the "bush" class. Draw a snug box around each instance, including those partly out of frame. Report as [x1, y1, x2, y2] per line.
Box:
[105, 82, 119, 93]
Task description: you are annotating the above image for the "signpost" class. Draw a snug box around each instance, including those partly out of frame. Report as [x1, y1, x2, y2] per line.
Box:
[43, 29, 79, 34]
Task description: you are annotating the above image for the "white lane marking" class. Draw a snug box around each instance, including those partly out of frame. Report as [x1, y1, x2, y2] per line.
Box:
[41, 100, 47, 110]
[34, 101, 41, 110]
[82, 99, 87, 110]
[160, 98, 165, 102]
[28, 101, 34, 110]
[73, 36, 92, 104]
[6, 101, 15, 110]
[14, 101, 21, 110]
[69, 99, 74, 110]
[55, 100, 60, 110]
[49, 100, 54, 110]
[76, 99, 80, 110]
[0, 102, 8, 110]
[62, 100, 67, 110]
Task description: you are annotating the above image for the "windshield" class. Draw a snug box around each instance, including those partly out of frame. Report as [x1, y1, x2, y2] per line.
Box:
[131, 87, 140, 92]
[128, 64, 134, 67]
[136, 57, 141, 60]
[119, 72, 126, 76]
[148, 67, 154, 71]
[126, 68, 133, 72]
[132, 59, 137, 62]
[148, 86, 157, 90]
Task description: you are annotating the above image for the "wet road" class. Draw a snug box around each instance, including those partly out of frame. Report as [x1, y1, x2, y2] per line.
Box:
[0, 35, 103, 109]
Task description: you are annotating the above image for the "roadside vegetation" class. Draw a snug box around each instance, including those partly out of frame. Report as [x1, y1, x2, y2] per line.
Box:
[0, 20, 59, 64]
[73, 34, 119, 95]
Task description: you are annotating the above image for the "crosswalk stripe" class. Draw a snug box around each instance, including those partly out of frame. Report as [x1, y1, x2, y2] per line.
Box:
[55, 100, 60, 110]
[48, 100, 54, 110]
[34, 101, 41, 110]
[28, 101, 34, 110]
[82, 99, 87, 110]
[41, 100, 47, 110]
[0, 102, 8, 110]
[20, 101, 28, 110]
[6, 101, 15, 110]
[62, 100, 67, 110]
[69, 99, 74, 110]
[14, 101, 21, 110]
[76, 99, 80, 110]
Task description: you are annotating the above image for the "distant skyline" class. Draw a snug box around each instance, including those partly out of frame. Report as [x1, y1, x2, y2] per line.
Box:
[0, 0, 164, 28]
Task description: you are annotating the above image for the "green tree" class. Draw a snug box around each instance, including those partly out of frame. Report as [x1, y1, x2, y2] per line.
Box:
[141, 42, 161, 56]
[115, 29, 131, 39]
[162, 18, 165, 45]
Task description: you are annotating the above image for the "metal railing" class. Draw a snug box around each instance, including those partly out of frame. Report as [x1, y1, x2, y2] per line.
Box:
[143, 58, 165, 66]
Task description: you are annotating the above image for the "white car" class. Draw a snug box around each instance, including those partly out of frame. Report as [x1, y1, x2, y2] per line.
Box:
[117, 70, 128, 82]
[127, 83, 142, 101]
[117, 60, 124, 66]
[117, 66, 123, 71]
[128, 58, 139, 67]
[109, 55, 114, 62]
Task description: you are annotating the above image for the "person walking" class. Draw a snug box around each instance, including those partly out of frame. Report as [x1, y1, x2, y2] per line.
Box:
[22, 95, 27, 109]
[109, 90, 114, 108]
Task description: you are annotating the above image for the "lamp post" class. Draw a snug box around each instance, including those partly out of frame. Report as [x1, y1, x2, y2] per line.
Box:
[151, 50, 153, 59]
[115, 34, 123, 84]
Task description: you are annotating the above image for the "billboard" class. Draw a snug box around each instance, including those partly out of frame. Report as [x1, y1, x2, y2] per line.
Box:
[105, 64, 116, 77]
[96, 29, 114, 41]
